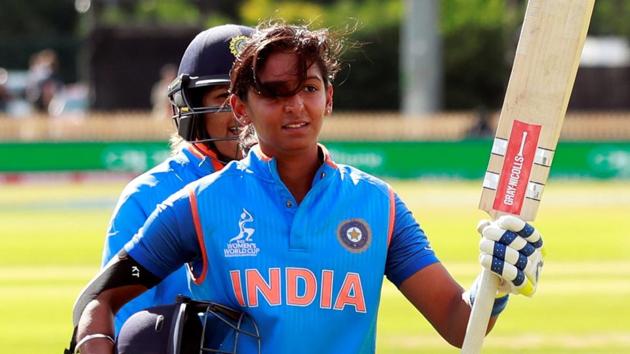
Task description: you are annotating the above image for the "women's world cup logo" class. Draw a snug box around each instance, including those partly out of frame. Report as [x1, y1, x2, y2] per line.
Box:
[337, 219, 371, 253]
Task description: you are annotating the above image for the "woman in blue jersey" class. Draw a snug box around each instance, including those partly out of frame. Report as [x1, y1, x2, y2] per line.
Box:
[70, 22, 544, 354]
[101, 24, 254, 333]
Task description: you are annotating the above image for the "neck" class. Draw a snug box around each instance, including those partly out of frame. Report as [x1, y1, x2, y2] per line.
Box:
[273, 145, 321, 204]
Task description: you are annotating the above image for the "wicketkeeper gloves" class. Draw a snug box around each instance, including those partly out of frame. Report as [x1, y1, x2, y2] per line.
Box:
[478, 215, 544, 297]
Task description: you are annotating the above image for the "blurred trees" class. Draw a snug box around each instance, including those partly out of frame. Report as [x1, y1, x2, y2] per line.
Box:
[590, 1, 630, 37]
[440, 0, 518, 109]
[236, 0, 510, 110]
[0, 0, 77, 35]
[237, 0, 403, 110]
[0, 0, 80, 82]
[2, 0, 630, 111]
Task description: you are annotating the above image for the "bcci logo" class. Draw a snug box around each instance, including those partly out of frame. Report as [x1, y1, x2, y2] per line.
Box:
[229, 35, 249, 57]
[337, 219, 371, 253]
[224, 209, 260, 257]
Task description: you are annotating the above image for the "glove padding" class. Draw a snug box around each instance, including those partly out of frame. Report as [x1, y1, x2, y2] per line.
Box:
[478, 215, 544, 297]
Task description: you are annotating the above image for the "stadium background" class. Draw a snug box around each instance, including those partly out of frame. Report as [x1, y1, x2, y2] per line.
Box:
[1, 0, 629, 353]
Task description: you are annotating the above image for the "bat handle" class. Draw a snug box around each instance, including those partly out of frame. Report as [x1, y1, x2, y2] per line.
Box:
[461, 268, 500, 354]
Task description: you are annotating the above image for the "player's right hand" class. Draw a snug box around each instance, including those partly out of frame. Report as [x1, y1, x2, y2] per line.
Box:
[478, 215, 544, 297]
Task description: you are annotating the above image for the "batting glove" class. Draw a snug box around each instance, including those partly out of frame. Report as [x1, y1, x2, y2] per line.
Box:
[478, 215, 544, 297]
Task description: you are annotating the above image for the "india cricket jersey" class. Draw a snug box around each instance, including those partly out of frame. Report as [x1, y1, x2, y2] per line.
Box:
[127, 145, 439, 353]
[104, 144, 223, 332]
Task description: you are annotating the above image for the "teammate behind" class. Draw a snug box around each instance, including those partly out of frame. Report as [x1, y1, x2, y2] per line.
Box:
[100, 24, 254, 333]
[70, 22, 544, 354]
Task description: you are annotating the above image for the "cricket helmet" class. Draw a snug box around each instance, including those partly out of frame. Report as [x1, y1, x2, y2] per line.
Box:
[168, 24, 253, 143]
[116, 296, 261, 354]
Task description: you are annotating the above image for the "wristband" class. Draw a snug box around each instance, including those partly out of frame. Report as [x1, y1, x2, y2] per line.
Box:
[491, 294, 509, 317]
[74, 333, 115, 354]
[463, 280, 510, 317]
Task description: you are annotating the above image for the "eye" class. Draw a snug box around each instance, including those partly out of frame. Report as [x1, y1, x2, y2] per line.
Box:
[303, 85, 318, 93]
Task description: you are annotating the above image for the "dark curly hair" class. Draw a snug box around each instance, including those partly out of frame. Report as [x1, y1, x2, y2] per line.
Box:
[229, 22, 343, 100]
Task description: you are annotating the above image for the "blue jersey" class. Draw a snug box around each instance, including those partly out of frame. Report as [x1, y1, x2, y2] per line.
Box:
[103, 144, 224, 332]
[127, 145, 439, 354]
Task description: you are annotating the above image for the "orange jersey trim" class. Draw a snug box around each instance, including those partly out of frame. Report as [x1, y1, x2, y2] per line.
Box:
[189, 144, 224, 171]
[386, 187, 395, 247]
[252, 144, 272, 162]
[319, 143, 338, 169]
[187, 188, 208, 285]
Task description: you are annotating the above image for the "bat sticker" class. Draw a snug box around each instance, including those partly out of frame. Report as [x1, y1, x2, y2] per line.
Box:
[493, 120, 541, 214]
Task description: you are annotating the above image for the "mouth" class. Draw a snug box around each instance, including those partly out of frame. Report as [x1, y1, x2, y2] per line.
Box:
[282, 121, 309, 130]
[227, 126, 240, 135]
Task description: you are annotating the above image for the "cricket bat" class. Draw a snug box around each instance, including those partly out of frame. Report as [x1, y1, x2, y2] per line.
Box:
[461, 1, 594, 353]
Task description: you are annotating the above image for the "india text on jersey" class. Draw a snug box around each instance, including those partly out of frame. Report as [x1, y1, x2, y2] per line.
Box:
[229, 267, 367, 313]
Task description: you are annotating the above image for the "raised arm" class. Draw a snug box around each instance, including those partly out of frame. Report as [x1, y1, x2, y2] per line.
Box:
[393, 206, 543, 348]
[398, 262, 497, 347]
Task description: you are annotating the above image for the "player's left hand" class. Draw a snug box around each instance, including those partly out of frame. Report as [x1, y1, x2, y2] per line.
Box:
[478, 215, 544, 297]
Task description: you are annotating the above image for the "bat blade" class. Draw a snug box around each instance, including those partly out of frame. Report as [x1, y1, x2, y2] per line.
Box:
[462, 1, 594, 353]
[479, 0, 594, 221]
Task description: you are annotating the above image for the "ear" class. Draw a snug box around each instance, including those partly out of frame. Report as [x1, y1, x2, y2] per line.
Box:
[325, 84, 334, 116]
[230, 94, 251, 124]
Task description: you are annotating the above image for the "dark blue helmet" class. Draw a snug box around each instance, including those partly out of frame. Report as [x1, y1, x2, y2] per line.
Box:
[168, 25, 253, 143]
[116, 297, 261, 354]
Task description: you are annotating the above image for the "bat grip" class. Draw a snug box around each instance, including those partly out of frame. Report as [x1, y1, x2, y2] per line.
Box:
[461, 269, 500, 354]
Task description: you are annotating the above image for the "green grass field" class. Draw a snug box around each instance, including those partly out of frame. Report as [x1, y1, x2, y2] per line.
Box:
[1, 179, 629, 353]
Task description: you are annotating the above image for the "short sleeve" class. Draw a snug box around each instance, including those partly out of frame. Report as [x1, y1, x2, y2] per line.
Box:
[125, 188, 200, 279]
[385, 193, 440, 287]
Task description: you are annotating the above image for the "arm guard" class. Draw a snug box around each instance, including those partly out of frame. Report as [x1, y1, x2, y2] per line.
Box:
[64, 251, 162, 353]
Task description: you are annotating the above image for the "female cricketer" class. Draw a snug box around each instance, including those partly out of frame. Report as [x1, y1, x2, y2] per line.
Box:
[100, 24, 254, 332]
[70, 22, 544, 354]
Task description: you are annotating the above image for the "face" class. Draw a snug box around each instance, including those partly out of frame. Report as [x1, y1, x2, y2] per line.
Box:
[231, 51, 333, 158]
[202, 85, 241, 159]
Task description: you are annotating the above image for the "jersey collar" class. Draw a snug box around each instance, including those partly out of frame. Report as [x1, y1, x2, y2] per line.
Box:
[246, 143, 338, 186]
[182, 143, 225, 175]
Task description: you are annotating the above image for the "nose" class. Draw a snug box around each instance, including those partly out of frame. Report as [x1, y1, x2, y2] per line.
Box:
[283, 93, 304, 113]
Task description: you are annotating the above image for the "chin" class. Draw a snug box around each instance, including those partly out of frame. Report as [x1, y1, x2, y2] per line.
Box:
[282, 140, 318, 153]
[216, 143, 241, 159]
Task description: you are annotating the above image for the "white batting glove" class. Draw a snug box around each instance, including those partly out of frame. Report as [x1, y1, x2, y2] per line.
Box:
[478, 215, 544, 297]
